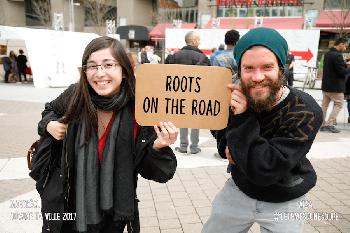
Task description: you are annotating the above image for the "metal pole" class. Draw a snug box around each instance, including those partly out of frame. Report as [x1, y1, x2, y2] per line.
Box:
[69, 0, 75, 31]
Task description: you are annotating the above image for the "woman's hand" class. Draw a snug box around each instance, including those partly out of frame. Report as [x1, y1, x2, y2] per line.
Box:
[47, 120, 68, 140]
[153, 121, 178, 151]
[227, 83, 248, 115]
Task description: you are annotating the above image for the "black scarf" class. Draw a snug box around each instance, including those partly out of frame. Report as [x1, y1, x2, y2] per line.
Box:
[75, 86, 135, 232]
[89, 84, 129, 111]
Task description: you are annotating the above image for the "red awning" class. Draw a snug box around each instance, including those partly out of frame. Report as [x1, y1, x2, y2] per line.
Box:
[149, 23, 197, 40]
[315, 10, 350, 28]
[204, 17, 304, 29]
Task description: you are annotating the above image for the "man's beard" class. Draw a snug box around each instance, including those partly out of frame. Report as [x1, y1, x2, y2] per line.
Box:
[241, 74, 284, 113]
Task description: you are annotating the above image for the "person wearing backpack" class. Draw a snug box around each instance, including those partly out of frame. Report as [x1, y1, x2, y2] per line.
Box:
[212, 29, 240, 74]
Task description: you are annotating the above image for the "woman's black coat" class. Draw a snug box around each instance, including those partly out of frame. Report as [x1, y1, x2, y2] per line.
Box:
[33, 85, 177, 232]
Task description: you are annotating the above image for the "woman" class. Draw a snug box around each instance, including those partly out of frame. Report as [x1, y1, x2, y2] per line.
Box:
[9, 50, 18, 82]
[36, 36, 178, 233]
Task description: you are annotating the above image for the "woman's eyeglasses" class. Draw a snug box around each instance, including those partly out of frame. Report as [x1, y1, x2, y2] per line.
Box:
[82, 62, 119, 74]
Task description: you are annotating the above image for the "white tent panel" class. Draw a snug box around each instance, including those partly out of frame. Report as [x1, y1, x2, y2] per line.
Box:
[0, 26, 99, 87]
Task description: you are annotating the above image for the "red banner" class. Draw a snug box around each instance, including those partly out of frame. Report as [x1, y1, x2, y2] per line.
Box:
[216, 0, 301, 6]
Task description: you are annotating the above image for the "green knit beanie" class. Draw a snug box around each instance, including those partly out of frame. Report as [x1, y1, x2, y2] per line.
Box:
[234, 27, 288, 68]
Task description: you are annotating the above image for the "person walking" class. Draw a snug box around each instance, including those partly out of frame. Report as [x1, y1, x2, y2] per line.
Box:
[202, 27, 323, 233]
[1, 55, 11, 83]
[17, 49, 28, 82]
[34, 36, 178, 233]
[212, 29, 240, 74]
[320, 37, 349, 133]
[285, 50, 295, 86]
[9, 50, 18, 82]
[165, 31, 210, 154]
[345, 76, 350, 124]
[346, 54, 350, 123]
[209, 44, 224, 64]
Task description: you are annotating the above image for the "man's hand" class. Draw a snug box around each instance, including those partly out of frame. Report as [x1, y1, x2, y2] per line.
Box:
[227, 83, 248, 115]
[153, 122, 179, 151]
[47, 120, 68, 140]
[225, 146, 235, 165]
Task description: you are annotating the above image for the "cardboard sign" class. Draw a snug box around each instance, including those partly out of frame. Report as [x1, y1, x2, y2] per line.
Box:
[135, 64, 232, 130]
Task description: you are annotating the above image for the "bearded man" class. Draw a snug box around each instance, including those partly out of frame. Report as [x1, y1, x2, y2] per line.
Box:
[202, 27, 323, 233]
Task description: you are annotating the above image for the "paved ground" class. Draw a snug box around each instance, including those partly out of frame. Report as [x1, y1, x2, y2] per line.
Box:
[0, 82, 349, 233]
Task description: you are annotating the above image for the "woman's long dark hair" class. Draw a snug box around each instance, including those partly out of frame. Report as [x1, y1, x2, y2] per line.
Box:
[63, 36, 136, 140]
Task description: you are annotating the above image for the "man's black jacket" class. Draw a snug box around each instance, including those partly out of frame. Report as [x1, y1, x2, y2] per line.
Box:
[322, 47, 350, 93]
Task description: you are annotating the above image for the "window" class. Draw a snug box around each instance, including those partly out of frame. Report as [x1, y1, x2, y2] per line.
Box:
[325, 0, 350, 9]
[25, 0, 52, 26]
[256, 9, 264, 17]
[272, 9, 278, 17]
[217, 8, 224, 17]
[239, 9, 247, 17]
[280, 8, 286, 16]
[265, 8, 270, 17]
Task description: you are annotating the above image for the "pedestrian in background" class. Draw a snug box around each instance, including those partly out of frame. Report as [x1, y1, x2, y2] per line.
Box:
[212, 29, 240, 74]
[17, 49, 28, 82]
[9, 50, 18, 82]
[1, 55, 11, 83]
[146, 46, 161, 64]
[165, 31, 211, 154]
[285, 50, 295, 86]
[138, 47, 150, 64]
[203, 27, 322, 233]
[320, 37, 350, 133]
[345, 54, 350, 123]
[345, 77, 350, 124]
[35, 36, 178, 233]
[209, 44, 224, 64]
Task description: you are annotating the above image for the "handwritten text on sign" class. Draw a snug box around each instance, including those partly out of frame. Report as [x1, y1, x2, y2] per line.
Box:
[135, 64, 232, 130]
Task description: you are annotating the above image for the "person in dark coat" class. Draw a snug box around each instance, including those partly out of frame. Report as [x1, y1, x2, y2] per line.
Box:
[203, 27, 322, 233]
[17, 49, 28, 82]
[165, 31, 210, 154]
[320, 37, 350, 133]
[345, 54, 350, 123]
[345, 77, 350, 123]
[285, 50, 295, 86]
[34, 36, 178, 233]
[1, 56, 11, 83]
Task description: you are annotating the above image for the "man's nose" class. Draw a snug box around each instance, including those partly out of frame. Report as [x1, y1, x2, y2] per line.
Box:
[251, 69, 264, 82]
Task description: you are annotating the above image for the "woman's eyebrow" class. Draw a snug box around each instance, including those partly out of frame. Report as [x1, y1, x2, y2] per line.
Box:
[86, 58, 117, 64]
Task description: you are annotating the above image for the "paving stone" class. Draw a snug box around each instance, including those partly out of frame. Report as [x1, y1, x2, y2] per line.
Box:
[140, 227, 160, 233]
[178, 214, 201, 224]
[161, 228, 183, 233]
[158, 218, 181, 230]
[175, 206, 196, 215]
[0, 178, 35, 202]
[315, 226, 341, 232]
[156, 210, 178, 220]
[195, 207, 211, 217]
[139, 207, 157, 217]
[140, 216, 159, 228]
[332, 206, 350, 215]
[182, 223, 202, 233]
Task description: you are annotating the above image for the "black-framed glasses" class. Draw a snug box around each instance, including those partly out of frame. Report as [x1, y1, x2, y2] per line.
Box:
[82, 62, 119, 74]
